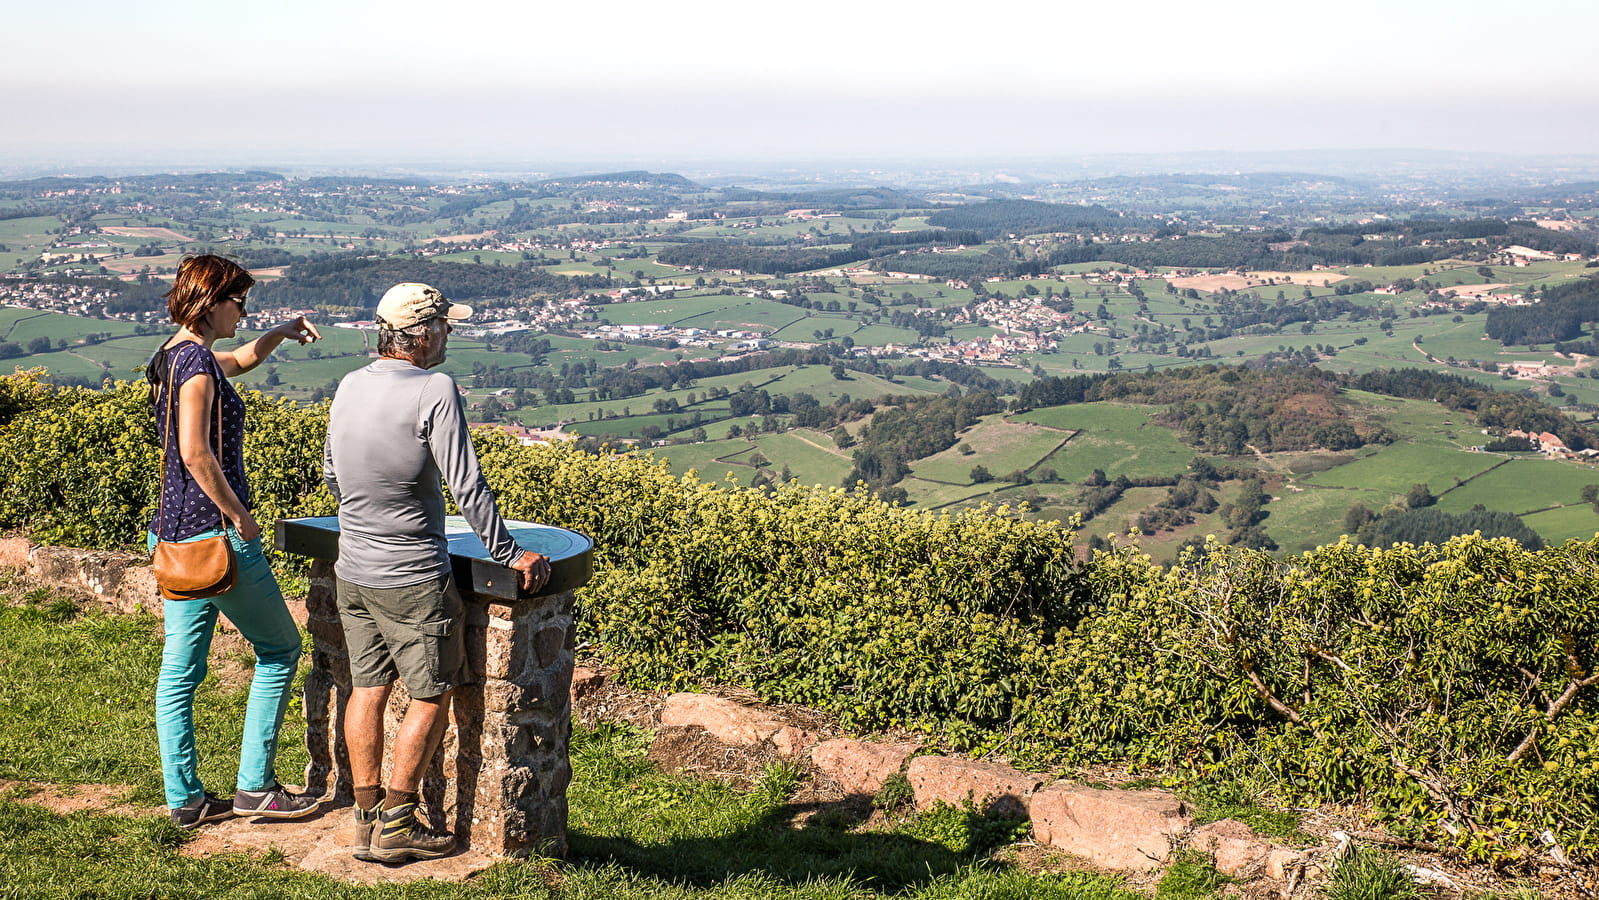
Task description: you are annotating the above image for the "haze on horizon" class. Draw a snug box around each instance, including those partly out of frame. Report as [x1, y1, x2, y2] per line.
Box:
[5, 0, 1597, 174]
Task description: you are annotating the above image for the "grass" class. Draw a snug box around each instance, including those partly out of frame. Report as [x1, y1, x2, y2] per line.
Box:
[0, 582, 301, 804]
[1323, 844, 1421, 900]
[1016, 404, 1194, 482]
[1434, 459, 1599, 515]
[0, 579, 1140, 900]
[1299, 443, 1497, 495]
[910, 415, 1069, 484]
[1152, 851, 1227, 900]
[1180, 781, 1308, 845]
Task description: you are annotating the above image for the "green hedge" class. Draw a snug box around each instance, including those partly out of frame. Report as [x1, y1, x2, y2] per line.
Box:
[1, 370, 1595, 864]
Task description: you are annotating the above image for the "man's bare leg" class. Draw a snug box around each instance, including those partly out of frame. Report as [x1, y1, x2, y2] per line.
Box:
[365, 688, 456, 862]
[388, 689, 453, 794]
[345, 684, 393, 791]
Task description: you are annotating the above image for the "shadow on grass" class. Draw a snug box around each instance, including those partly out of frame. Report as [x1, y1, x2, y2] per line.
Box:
[568, 796, 1017, 894]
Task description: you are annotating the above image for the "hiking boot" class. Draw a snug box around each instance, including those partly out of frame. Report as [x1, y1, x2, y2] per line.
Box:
[351, 803, 382, 862]
[232, 782, 321, 819]
[171, 792, 234, 830]
[367, 801, 455, 863]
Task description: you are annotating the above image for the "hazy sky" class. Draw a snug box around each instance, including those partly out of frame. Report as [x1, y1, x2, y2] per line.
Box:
[5, 0, 1597, 171]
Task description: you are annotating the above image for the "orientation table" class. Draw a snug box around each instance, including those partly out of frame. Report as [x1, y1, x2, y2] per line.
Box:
[277, 515, 594, 858]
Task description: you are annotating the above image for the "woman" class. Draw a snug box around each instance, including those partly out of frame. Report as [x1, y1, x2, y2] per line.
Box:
[147, 254, 323, 829]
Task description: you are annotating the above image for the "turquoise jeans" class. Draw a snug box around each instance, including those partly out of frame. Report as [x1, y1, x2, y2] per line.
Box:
[147, 529, 303, 808]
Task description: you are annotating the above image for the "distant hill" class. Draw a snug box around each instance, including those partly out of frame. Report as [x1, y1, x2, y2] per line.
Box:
[534, 171, 701, 190]
[252, 256, 610, 308]
[719, 186, 925, 209]
[0, 171, 285, 199]
[926, 199, 1126, 235]
[1072, 171, 1354, 191]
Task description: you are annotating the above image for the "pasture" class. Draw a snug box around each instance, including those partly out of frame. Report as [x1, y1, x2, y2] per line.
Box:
[911, 416, 1071, 483]
[1016, 403, 1195, 481]
[1522, 505, 1599, 544]
[1435, 458, 1599, 514]
[750, 429, 853, 487]
[1299, 443, 1499, 495]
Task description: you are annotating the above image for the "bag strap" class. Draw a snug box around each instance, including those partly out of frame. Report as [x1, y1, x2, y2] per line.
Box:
[156, 344, 228, 542]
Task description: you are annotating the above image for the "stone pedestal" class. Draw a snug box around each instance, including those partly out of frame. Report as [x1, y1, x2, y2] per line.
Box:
[302, 560, 574, 857]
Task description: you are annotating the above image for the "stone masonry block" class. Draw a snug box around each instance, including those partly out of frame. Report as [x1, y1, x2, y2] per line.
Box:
[811, 739, 921, 796]
[905, 756, 1042, 818]
[1189, 819, 1275, 877]
[661, 693, 784, 747]
[0, 536, 33, 570]
[1029, 784, 1192, 872]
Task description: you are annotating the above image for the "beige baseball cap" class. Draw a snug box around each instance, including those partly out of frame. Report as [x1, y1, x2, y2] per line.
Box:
[374, 282, 473, 330]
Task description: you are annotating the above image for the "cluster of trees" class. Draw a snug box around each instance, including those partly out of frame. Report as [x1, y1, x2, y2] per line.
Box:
[873, 251, 1049, 282]
[925, 199, 1124, 236]
[1041, 218, 1593, 273]
[844, 390, 1005, 490]
[657, 228, 983, 278]
[1135, 474, 1219, 534]
[1346, 499, 1544, 550]
[1100, 364, 1392, 454]
[1485, 276, 1599, 345]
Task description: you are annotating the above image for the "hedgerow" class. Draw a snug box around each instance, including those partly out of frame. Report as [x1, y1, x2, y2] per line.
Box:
[0, 371, 1595, 866]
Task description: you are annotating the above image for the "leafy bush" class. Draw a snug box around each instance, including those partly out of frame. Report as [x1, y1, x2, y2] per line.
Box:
[0, 376, 333, 556]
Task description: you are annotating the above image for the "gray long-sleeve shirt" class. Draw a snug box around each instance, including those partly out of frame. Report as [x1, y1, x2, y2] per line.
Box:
[324, 358, 522, 588]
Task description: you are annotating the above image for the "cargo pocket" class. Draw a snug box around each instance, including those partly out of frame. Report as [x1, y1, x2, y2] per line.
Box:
[417, 618, 455, 692]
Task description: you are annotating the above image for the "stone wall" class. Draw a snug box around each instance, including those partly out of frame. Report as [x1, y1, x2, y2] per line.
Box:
[0, 535, 307, 627]
[1, 536, 164, 617]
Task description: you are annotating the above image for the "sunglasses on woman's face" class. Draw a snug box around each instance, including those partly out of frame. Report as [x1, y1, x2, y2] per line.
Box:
[227, 295, 248, 316]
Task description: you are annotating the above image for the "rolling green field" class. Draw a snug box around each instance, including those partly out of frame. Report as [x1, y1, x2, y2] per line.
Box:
[1015, 403, 1195, 481]
[1521, 505, 1599, 544]
[749, 430, 854, 487]
[5, 168, 1597, 569]
[1, 308, 144, 344]
[1435, 459, 1599, 514]
[911, 416, 1071, 484]
[1299, 443, 1500, 495]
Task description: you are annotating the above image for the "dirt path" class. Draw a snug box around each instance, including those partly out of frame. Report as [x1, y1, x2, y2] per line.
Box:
[787, 433, 849, 457]
[0, 778, 495, 884]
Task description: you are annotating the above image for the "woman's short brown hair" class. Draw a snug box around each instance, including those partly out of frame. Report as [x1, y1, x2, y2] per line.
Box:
[166, 255, 254, 329]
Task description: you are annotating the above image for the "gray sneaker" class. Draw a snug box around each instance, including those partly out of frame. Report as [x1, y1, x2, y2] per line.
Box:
[368, 802, 455, 863]
[171, 792, 234, 830]
[232, 783, 320, 819]
[352, 804, 381, 862]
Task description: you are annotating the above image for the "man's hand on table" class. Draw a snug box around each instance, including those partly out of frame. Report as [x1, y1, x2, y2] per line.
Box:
[513, 550, 551, 593]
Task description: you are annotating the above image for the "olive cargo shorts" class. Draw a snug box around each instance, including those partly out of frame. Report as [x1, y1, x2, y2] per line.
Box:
[335, 574, 468, 699]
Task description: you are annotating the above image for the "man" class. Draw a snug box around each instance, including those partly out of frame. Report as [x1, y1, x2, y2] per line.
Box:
[323, 282, 550, 863]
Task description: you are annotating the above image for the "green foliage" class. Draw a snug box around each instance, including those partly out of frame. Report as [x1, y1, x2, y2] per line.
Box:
[1099, 365, 1392, 455]
[0, 378, 159, 548]
[1154, 850, 1229, 900]
[0, 376, 334, 562]
[1359, 506, 1544, 550]
[903, 801, 1030, 857]
[1323, 845, 1422, 900]
[872, 772, 914, 811]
